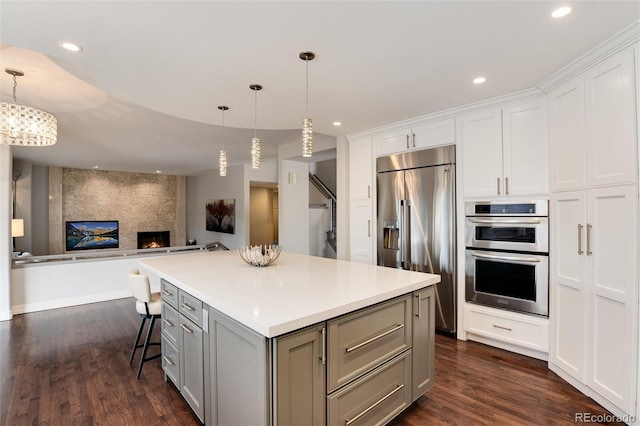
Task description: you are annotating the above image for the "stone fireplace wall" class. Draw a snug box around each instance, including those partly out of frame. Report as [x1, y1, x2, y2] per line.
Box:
[49, 167, 186, 254]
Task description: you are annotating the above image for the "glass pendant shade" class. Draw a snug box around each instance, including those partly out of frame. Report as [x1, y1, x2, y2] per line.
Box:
[251, 137, 261, 169]
[299, 52, 315, 158]
[219, 148, 227, 176]
[302, 117, 313, 157]
[1, 69, 57, 146]
[249, 84, 262, 169]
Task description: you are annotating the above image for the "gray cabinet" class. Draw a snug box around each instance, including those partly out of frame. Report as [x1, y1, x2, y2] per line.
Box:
[412, 286, 435, 400]
[160, 279, 206, 423]
[327, 295, 412, 392]
[179, 312, 204, 422]
[160, 279, 435, 426]
[274, 324, 326, 426]
[208, 308, 269, 426]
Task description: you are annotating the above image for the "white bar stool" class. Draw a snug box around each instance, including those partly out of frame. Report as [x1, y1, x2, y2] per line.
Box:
[128, 269, 162, 379]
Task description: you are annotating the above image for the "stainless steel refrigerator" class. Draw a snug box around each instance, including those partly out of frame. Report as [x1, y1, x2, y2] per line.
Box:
[376, 145, 456, 333]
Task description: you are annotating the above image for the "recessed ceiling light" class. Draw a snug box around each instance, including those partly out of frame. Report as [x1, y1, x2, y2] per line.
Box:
[473, 77, 486, 85]
[91, 165, 99, 169]
[551, 6, 572, 18]
[333, 121, 342, 126]
[156, 170, 162, 174]
[60, 41, 83, 52]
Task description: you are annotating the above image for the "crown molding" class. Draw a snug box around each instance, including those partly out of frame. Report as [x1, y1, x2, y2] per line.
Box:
[538, 20, 640, 93]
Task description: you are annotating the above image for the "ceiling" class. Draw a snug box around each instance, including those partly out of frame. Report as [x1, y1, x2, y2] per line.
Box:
[1, 1, 638, 176]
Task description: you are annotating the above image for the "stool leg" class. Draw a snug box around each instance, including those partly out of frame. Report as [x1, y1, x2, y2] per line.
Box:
[137, 316, 156, 379]
[129, 316, 147, 364]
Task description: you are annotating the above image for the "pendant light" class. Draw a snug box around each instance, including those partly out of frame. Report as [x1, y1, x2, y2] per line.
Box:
[299, 52, 315, 158]
[1, 68, 57, 146]
[218, 106, 228, 177]
[250, 84, 262, 169]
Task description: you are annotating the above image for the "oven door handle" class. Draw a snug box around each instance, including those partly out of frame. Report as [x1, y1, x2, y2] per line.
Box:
[468, 218, 542, 225]
[470, 251, 542, 263]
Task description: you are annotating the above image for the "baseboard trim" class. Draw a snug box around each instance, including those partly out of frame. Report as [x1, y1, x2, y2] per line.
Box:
[11, 290, 132, 315]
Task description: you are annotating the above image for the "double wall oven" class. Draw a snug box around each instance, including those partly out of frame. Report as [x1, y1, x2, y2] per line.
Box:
[465, 200, 549, 317]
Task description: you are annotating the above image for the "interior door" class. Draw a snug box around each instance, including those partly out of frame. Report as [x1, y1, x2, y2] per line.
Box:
[405, 164, 456, 332]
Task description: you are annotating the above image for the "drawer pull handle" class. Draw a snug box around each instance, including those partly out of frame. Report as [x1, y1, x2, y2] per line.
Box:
[345, 384, 404, 426]
[163, 356, 175, 367]
[180, 323, 194, 334]
[161, 289, 173, 297]
[345, 324, 405, 353]
[162, 318, 174, 328]
[492, 324, 512, 332]
[181, 302, 194, 312]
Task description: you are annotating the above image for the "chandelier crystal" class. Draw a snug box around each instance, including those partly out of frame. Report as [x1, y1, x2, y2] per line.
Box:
[250, 84, 262, 169]
[1, 69, 57, 146]
[300, 52, 315, 158]
[218, 106, 229, 177]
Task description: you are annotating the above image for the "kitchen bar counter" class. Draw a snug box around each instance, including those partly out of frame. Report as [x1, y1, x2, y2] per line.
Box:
[139, 250, 439, 337]
[140, 250, 440, 425]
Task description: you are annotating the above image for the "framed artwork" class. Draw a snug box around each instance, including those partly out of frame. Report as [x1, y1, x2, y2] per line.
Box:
[65, 220, 119, 251]
[206, 199, 235, 234]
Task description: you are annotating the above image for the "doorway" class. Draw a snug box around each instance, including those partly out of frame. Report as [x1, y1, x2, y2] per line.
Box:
[249, 182, 278, 246]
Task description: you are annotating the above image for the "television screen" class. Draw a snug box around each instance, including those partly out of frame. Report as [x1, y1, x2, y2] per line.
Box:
[65, 221, 119, 251]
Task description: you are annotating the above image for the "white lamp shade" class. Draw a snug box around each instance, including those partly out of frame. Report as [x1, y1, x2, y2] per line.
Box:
[12, 218, 24, 237]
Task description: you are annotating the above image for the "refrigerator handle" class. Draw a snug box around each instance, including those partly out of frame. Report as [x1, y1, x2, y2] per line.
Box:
[399, 200, 404, 268]
[405, 200, 411, 270]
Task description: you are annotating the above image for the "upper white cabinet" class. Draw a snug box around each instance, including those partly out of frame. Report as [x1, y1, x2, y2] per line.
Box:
[549, 48, 637, 191]
[462, 97, 549, 198]
[374, 119, 455, 157]
[348, 137, 374, 264]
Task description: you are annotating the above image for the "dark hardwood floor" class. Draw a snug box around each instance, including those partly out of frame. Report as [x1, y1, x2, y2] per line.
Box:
[0, 299, 622, 425]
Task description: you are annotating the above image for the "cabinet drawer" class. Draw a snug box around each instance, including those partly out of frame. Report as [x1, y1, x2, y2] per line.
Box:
[179, 291, 203, 328]
[161, 334, 180, 387]
[327, 350, 412, 426]
[161, 303, 179, 346]
[464, 305, 549, 353]
[328, 295, 411, 392]
[160, 279, 178, 309]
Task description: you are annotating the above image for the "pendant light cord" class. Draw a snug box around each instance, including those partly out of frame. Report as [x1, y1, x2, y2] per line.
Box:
[254, 88, 257, 138]
[305, 57, 309, 117]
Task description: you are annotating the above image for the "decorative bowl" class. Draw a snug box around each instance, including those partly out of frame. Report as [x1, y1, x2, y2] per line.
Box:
[238, 245, 282, 267]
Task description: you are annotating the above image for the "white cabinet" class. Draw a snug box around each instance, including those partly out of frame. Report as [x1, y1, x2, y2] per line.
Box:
[548, 46, 638, 419]
[348, 137, 374, 264]
[550, 186, 638, 415]
[549, 48, 637, 191]
[374, 119, 455, 157]
[462, 98, 548, 198]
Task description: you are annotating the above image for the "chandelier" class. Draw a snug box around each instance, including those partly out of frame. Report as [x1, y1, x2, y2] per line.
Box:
[218, 105, 228, 177]
[0, 68, 57, 146]
[299, 52, 315, 158]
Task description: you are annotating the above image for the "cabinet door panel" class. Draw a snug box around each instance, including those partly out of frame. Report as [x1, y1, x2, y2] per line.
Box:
[412, 119, 456, 150]
[549, 80, 587, 191]
[349, 137, 373, 200]
[549, 192, 587, 381]
[349, 199, 373, 264]
[180, 315, 204, 422]
[375, 129, 411, 157]
[412, 287, 435, 400]
[462, 109, 503, 197]
[585, 49, 637, 186]
[587, 186, 638, 414]
[502, 98, 549, 196]
[275, 324, 326, 426]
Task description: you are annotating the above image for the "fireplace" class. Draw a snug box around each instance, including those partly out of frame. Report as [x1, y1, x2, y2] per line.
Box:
[137, 231, 170, 249]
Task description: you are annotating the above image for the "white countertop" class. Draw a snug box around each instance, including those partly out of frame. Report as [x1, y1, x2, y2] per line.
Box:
[139, 251, 440, 338]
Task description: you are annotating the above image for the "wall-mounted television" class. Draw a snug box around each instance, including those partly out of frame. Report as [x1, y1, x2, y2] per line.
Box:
[65, 220, 119, 251]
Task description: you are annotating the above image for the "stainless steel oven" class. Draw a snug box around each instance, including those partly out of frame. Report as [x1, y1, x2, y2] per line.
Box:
[465, 200, 549, 317]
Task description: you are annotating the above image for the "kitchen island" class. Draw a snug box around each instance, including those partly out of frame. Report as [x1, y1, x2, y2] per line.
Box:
[140, 250, 440, 426]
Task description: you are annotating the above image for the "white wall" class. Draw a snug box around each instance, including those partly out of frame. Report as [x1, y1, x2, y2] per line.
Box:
[279, 159, 310, 254]
[186, 157, 278, 249]
[1, 145, 13, 320]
